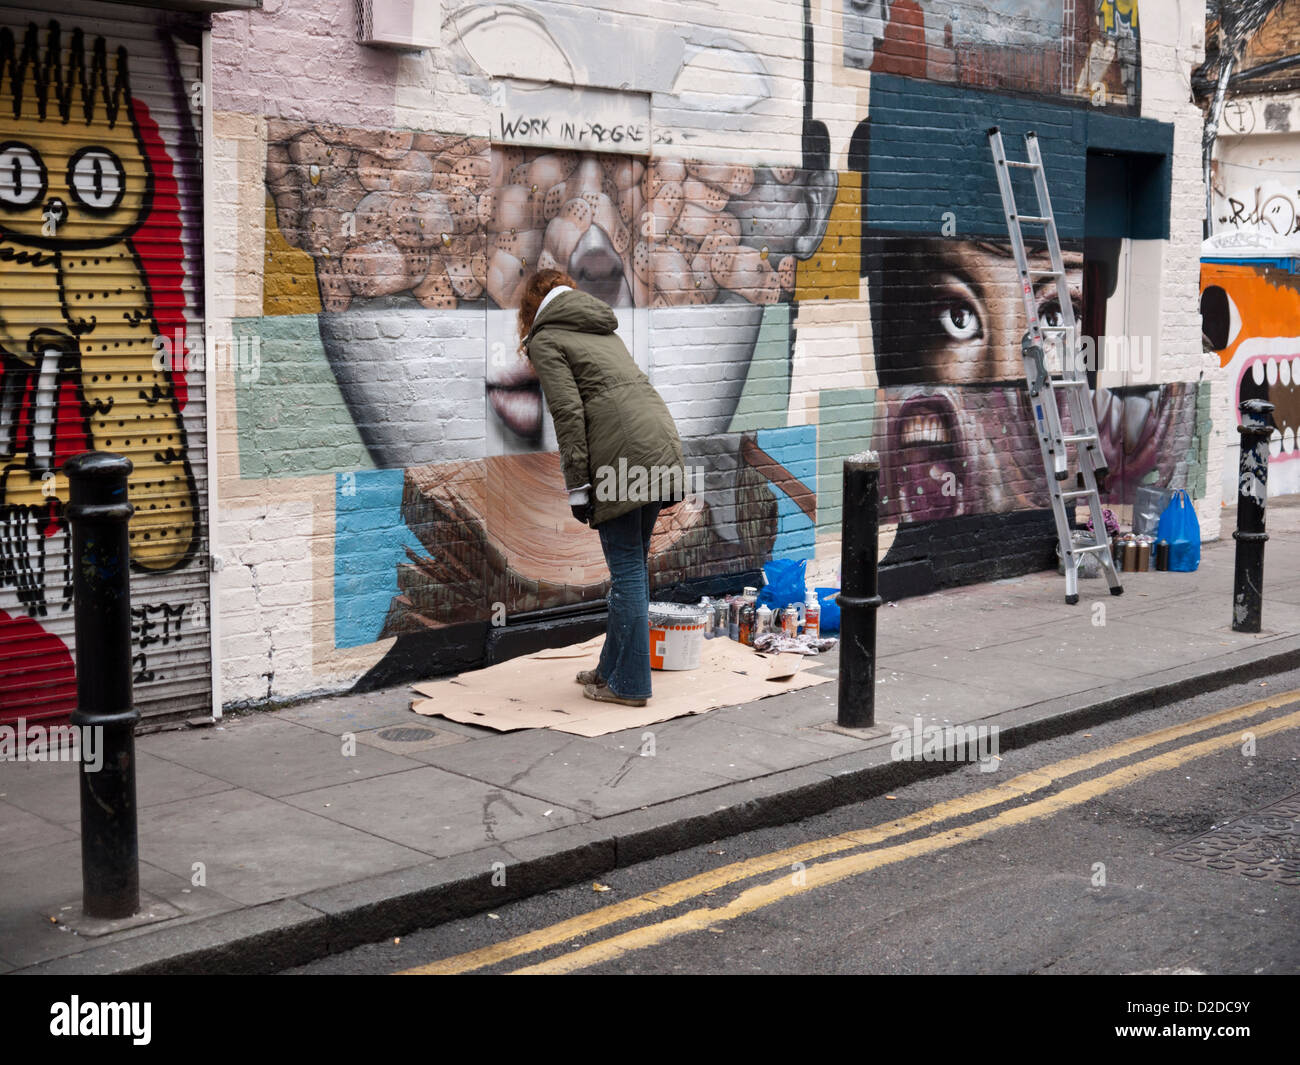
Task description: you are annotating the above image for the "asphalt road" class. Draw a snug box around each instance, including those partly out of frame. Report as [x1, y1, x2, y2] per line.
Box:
[286, 666, 1300, 976]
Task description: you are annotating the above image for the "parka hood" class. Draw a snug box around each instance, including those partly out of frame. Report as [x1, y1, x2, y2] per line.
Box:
[527, 288, 618, 343]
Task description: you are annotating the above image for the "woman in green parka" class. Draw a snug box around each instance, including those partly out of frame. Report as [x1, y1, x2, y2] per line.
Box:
[518, 269, 687, 707]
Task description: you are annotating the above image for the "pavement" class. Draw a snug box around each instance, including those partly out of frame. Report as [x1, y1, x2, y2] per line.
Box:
[4, 500, 1300, 975]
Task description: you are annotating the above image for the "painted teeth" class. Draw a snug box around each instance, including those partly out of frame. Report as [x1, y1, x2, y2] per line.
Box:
[1249, 356, 1300, 386]
[1122, 393, 1152, 452]
[900, 414, 949, 447]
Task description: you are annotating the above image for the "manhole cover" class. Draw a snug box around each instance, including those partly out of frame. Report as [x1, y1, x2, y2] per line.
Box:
[375, 726, 439, 743]
[1162, 792, 1300, 886]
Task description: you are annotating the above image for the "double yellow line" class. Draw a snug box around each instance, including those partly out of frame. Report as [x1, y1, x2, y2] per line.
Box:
[400, 690, 1300, 975]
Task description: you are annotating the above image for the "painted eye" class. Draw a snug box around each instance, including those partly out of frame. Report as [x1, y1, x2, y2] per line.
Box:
[939, 303, 981, 340]
[0, 143, 46, 208]
[1041, 305, 1066, 329]
[68, 148, 126, 211]
[1038, 294, 1081, 330]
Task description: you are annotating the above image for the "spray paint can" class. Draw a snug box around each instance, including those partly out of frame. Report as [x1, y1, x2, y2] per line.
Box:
[1137, 539, 1151, 572]
[803, 591, 820, 640]
[782, 603, 799, 636]
[1119, 539, 1134, 572]
[739, 601, 755, 646]
[1156, 539, 1170, 571]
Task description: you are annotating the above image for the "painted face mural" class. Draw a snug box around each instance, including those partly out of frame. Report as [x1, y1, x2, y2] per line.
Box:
[870, 237, 1080, 521]
[0, 19, 203, 723]
[1202, 260, 1300, 499]
[263, 119, 837, 635]
[253, 2, 845, 651]
[869, 237, 1199, 523]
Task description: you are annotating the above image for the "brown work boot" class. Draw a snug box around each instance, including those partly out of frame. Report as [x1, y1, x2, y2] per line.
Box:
[582, 683, 647, 708]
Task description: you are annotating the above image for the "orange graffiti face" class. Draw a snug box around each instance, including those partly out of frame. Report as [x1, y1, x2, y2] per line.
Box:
[1202, 261, 1300, 368]
[1202, 260, 1300, 461]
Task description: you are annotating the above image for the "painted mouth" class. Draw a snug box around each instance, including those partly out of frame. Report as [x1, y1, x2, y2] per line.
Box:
[1237, 354, 1300, 460]
[487, 383, 543, 440]
[891, 394, 963, 521]
[1093, 385, 1178, 503]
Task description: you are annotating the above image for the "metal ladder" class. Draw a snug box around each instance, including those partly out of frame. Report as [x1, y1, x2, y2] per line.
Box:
[987, 127, 1123, 605]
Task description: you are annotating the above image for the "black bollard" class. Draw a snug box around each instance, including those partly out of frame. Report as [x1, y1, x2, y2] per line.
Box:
[837, 453, 883, 728]
[1232, 400, 1275, 634]
[66, 452, 140, 919]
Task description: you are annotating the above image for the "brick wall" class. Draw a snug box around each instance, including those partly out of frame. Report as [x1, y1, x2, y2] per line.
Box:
[206, 0, 1216, 708]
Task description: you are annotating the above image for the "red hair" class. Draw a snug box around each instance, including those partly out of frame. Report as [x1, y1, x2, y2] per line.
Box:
[517, 269, 577, 353]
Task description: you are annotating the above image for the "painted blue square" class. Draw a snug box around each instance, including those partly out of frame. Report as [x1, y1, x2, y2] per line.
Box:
[757, 426, 817, 562]
[334, 469, 429, 648]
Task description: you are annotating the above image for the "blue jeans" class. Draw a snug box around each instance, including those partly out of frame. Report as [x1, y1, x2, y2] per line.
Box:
[596, 503, 662, 699]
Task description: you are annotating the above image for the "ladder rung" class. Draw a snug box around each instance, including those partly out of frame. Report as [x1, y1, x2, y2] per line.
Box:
[989, 127, 1123, 601]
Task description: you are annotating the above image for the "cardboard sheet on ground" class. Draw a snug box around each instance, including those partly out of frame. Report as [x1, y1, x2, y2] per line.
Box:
[410, 635, 831, 736]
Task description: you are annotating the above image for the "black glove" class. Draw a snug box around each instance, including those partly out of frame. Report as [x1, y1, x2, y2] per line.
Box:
[570, 502, 593, 525]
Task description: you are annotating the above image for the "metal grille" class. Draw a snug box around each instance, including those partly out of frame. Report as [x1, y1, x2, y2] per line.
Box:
[1163, 792, 1300, 887]
[0, 1, 210, 724]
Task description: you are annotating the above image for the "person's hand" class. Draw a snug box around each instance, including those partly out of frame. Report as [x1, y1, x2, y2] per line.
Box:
[571, 502, 593, 525]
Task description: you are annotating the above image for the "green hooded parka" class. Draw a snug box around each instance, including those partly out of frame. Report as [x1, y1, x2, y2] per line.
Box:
[524, 289, 686, 528]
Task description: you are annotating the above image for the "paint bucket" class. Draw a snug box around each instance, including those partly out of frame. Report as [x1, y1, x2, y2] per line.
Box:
[648, 602, 708, 671]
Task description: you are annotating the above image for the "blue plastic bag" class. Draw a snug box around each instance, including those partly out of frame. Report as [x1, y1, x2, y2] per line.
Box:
[757, 558, 806, 611]
[816, 587, 841, 634]
[1155, 489, 1200, 572]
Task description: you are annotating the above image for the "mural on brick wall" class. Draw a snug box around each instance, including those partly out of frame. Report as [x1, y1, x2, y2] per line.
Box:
[238, 0, 1202, 681]
[1201, 13, 1300, 502]
[0, 19, 203, 722]
[868, 235, 1200, 520]
[843, 0, 1140, 114]
[263, 121, 839, 641]
[857, 67, 1200, 584]
[1201, 259, 1300, 498]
